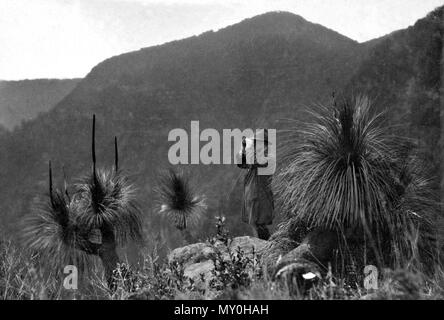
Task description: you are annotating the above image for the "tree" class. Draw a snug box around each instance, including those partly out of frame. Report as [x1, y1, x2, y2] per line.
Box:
[23, 115, 143, 287]
[264, 95, 440, 277]
[154, 168, 206, 244]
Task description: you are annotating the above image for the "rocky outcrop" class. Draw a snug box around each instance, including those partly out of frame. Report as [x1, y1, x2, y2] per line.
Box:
[263, 228, 339, 290]
[167, 231, 337, 287]
[168, 242, 216, 267]
[274, 228, 338, 276]
[183, 260, 214, 283]
[167, 236, 268, 284]
[229, 236, 268, 256]
[129, 232, 342, 299]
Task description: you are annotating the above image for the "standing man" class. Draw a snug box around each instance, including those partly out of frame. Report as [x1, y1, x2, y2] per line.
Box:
[236, 129, 275, 240]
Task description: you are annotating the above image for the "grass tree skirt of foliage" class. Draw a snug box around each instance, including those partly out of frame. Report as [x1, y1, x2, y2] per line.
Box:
[262, 95, 441, 284]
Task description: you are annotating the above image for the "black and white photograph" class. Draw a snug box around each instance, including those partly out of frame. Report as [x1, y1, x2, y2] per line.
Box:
[0, 0, 443, 307]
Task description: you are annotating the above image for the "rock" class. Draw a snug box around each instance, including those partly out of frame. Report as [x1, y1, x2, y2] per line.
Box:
[168, 242, 215, 267]
[274, 228, 338, 277]
[166, 236, 269, 292]
[274, 258, 321, 293]
[130, 237, 269, 300]
[168, 236, 268, 268]
[184, 260, 214, 283]
[275, 259, 321, 280]
[228, 236, 268, 257]
[270, 228, 338, 295]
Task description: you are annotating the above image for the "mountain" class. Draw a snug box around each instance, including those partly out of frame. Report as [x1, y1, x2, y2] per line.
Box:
[345, 6, 443, 198]
[0, 12, 365, 244]
[0, 79, 80, 130]
[0, 8, 442, 250]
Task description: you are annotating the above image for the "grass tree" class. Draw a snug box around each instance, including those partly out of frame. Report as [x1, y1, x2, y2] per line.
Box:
[23, 115, 143, 287]
[155, 168, 206, 244]
[266, 95, 440, 274]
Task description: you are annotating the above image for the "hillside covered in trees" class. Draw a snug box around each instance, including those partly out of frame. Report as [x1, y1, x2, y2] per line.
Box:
[0, 79, 80, 130]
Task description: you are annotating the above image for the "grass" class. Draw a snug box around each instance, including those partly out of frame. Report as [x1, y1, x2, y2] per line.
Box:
[2, 234, 444, 300]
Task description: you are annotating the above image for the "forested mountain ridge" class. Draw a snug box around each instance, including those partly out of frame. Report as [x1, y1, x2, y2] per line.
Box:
[0, 79, 80, 130]
[345, 6, 443, 198]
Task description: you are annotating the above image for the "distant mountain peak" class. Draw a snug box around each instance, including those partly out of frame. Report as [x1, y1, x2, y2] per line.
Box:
[213, 10, 356, 44]
[240, 10, 307, 24]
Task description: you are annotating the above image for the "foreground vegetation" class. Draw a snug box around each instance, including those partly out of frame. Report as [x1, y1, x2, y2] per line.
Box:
[2, 231, 444, 300]
[1, 94, 443, 300]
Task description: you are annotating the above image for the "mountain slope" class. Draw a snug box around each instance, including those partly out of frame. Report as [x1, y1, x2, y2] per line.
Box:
[0, 12, 366, 244]
[0, 79, 80, 130]
[345, 5, 443, 197]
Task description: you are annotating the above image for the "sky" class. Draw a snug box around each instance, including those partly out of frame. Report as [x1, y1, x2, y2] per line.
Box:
[0, 0, 442, 80]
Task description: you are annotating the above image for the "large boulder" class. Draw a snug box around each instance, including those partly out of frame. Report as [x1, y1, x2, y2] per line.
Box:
[168, 242, 215, 267]
[272, 228, 338, 290]
[167, 236, 268, 285]
[168, 236, 268, 266]
[274, 228, 338, 274]
[183, 260, 214, 283]
[228, 236, 268, 257]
